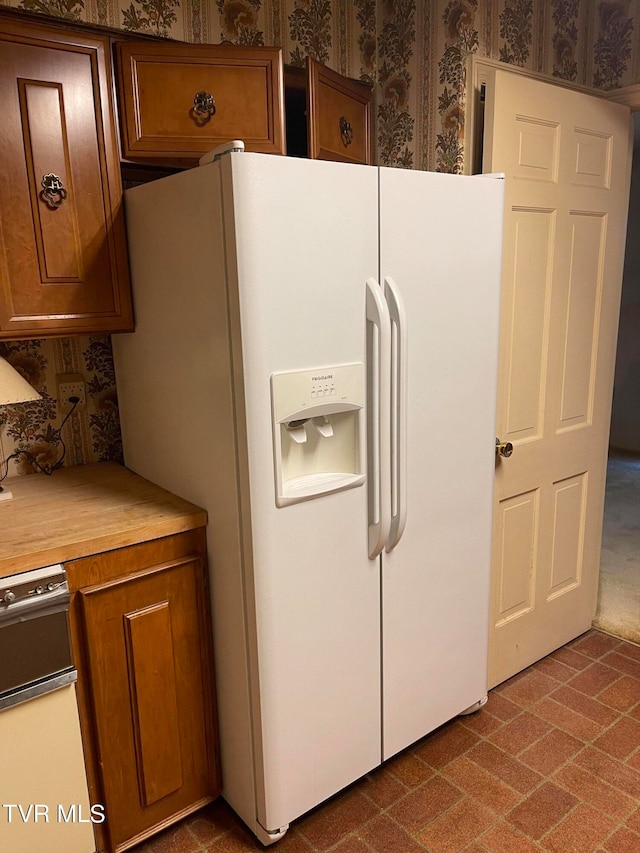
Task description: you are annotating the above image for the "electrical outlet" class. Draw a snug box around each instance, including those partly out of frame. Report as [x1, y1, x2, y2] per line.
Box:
[56, 373, 86, 411]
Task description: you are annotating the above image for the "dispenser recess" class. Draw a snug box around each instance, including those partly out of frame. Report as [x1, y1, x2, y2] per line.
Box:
[271, 363, 366, 507]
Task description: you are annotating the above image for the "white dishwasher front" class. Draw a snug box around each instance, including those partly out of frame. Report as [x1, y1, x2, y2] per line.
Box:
[0, 683, 96, 853]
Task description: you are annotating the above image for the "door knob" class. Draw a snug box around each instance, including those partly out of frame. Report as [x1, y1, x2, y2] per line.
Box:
[496, 437, 513, 458]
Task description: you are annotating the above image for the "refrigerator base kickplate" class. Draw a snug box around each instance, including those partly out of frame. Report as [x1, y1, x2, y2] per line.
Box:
[255, 821, 289, 846]
[458, 694, 489, 716]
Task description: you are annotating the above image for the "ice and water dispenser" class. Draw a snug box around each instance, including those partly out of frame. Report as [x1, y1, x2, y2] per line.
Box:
[271, 363, 366, 507]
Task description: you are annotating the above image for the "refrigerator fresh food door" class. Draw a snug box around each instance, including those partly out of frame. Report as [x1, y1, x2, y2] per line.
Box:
[379, 168, 504, 760]
[222, 153, 381, 834]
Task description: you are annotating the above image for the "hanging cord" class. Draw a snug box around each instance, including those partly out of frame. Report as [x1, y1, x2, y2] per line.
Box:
[0, 396, 80, 487]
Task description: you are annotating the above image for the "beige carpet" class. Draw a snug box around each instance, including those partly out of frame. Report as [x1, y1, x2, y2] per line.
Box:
[593, 451, 640, 643]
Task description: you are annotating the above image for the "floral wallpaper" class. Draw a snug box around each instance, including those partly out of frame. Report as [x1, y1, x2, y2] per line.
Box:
[378, 0, 416, 167]
[0, 338, 122, 482]
[4, 0, 637, 171]
[1, 0, 639, 479]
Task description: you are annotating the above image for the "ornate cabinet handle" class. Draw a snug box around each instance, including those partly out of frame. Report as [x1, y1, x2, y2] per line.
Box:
[40, 173, 67, 209]
[339, 116, 353, 147]
[191, 90, 217, 124]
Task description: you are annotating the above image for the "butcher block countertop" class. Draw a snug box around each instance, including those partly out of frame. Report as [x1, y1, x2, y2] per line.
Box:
[0, 462, 207, 579]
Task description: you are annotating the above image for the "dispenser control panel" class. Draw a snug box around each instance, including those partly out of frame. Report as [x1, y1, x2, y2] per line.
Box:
[311, 380, 336, 398]
[271, 363, 364, 423]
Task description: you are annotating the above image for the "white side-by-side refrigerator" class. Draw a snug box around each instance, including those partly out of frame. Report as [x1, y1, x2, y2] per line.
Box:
[113, 150, 504, 845]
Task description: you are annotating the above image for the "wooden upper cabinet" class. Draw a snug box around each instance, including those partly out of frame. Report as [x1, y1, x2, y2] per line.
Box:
[115, 41, 286, 162]
[286, 57, 373, 165]
[0, 14, 133, 339]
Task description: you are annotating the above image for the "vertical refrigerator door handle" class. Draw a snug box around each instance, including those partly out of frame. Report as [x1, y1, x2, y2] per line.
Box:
[384, 276, 408, 551]
[366, 277, 392, 559]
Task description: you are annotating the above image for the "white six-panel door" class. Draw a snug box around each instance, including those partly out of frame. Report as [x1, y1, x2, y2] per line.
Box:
[482, 67, 632, 687]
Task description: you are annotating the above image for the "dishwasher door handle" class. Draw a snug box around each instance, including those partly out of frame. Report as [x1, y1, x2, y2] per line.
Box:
[0, 669, 77, 711]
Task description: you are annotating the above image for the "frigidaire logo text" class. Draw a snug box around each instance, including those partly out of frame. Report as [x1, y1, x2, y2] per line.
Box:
[312, 374, 333, 381]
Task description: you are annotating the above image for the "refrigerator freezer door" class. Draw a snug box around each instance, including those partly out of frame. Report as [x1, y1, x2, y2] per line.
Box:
[379, 168, 504, 760]
[222, 153, 381, 833]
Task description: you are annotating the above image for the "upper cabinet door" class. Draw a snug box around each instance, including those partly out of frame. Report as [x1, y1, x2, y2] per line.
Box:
[115, 41, 286, 162]
[306, 58, 373, 165]
[0, 16, 132, 340]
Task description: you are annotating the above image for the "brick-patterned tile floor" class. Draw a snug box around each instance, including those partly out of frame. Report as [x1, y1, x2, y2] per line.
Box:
[138, 630, 640, 852]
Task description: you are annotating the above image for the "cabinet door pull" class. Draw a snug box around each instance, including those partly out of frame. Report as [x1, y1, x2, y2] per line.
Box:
[339, 116, 353, 147]
[40, 173, 67, 209]
[192, 91, 217, 124]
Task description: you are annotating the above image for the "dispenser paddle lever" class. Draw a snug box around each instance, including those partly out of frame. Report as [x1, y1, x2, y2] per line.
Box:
[313, 416, 334, 438]
[286, 419, 308, 444]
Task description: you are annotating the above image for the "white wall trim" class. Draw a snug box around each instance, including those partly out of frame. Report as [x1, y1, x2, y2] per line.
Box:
[607, 84, 640, 111]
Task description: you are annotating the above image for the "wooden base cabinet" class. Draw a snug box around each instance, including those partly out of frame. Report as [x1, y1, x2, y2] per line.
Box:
[0, 12, 133, 339]
[68, 530, 219, 853]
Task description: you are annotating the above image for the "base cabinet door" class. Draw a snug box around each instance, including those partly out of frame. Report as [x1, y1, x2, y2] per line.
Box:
[68, 532, 219, 853]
